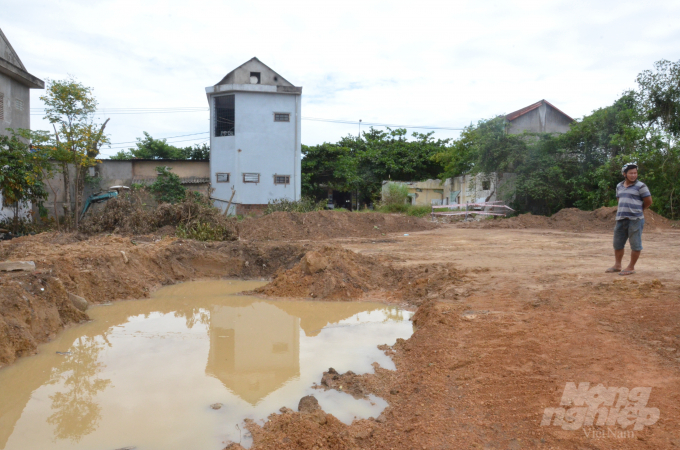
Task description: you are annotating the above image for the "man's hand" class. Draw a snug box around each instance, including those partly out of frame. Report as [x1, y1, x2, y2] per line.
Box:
[643, 196, 653, 210]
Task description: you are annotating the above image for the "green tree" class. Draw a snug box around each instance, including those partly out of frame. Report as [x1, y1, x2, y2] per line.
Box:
[148, 166, 186, 204]
[0, 133, 51, 232]
[111, 132, 209, 160]
[302, 127, 450, 205]
[636, 59, 680, 137]
[301, 142, 360, 199]
[41, 78, 110, 228]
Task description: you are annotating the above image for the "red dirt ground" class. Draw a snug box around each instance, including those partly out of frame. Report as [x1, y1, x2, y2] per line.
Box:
[2, 210, 680, 449]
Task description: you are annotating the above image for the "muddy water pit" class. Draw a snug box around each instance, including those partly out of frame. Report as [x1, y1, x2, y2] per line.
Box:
[0, 280, 413, 450]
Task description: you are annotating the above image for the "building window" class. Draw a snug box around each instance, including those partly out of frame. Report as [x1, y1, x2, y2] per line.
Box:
[216, 173, 230, 183]
[215, 95, 235, 137]
[243, 173, 260, 183]
[249, 72, 260, 84]
[482, 180, 491, 190]
[274, 175, 290, 185]
[274, 113, 290, 122]
[0, 93, 4, 121]
[14, 99, 23, 112]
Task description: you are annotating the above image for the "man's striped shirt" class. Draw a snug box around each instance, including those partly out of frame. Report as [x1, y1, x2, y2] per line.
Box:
[616, 180, 651, 220]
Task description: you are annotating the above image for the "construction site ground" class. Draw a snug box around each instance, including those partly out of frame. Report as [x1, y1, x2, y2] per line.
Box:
[1, 208, 680, 449]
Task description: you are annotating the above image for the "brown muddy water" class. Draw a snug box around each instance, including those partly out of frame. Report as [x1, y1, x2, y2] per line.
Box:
[0, 280, 413, 450]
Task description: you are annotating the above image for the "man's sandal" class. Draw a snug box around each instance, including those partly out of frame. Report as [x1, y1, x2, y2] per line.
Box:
[605, 268, 621, 273]
[619, 270, 636, 276]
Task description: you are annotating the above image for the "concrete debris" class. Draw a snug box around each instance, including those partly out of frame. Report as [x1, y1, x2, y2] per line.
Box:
[0, 261, 36, 272]
[121, 251, 129, 264]
[68, 293, 89, 312]
[210, 403, 223, 410]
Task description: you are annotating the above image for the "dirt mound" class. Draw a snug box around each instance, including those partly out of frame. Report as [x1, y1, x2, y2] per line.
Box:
[254, 246, 465, 304]
[238, 210, 437, 241]
[457, 206, 674, 232]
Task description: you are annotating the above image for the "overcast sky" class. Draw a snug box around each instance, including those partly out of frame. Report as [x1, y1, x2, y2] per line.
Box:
[3, 0, 679, 157]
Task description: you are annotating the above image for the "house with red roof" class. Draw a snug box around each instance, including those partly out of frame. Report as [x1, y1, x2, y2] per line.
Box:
[505, 99, 574, 135]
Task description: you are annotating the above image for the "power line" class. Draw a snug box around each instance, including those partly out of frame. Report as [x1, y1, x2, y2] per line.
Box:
[302, 117, 465, 131]
[109, 132, 208, 145]
[106, 136, 210, 150]
[30, 107, 208, 116]
[31, 106, 466, 135]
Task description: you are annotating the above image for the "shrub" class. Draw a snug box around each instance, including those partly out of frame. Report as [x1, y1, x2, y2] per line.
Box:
[382, 183, 411, 206]
[264, 197, 327, 214]
[148, 167, 186, 204]
[176, 222, 232, 241]
[376, 204, 431, 217]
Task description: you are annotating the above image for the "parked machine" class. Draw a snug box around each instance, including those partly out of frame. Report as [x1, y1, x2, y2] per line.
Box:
[80, 186, 130, 220]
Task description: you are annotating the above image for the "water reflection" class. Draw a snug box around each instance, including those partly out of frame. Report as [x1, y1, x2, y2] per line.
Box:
[46, 336, 111, 442]
[0, 280, 413, 450]
[206, 302, 300, 405]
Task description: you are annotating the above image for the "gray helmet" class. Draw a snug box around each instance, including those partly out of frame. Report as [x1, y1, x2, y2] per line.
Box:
[621, 162, 638, 176]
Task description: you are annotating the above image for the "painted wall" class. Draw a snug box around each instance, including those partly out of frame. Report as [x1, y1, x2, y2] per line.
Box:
[209, 90, 301, 213]
[381, 180, 445, 206]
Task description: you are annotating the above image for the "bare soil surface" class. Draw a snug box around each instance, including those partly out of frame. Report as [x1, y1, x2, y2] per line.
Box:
[454, 206, 674, 233]
[2, 210, 680, 449]
[238, 210, 437, 241]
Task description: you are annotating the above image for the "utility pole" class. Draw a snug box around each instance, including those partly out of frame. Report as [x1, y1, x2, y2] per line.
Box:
[358, 119, 362, 140]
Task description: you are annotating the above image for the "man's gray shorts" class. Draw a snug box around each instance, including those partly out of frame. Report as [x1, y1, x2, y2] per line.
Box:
[613, 218, 644, 251]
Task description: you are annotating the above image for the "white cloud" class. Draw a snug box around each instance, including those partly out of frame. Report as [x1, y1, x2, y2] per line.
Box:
[2, 0, 679, 156]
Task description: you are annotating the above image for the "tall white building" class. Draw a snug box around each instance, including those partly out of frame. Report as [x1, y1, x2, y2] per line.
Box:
[206, 58, 302, 215]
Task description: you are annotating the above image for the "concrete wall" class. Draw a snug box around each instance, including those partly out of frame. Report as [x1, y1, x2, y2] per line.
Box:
[216, 58, 294, 88]
[448, 173, 516, 205]
[0, 192, 31, 223]
[507, 102, 572, 135]
[0, 74, 30, 138]
[131, 160, 209, 179]
[41, 160, 211, 219]
[381, 180, 445, 206]
[96, 160, 133, 186]
[209, 89, 301, 213]
[381, 175, 519, 208]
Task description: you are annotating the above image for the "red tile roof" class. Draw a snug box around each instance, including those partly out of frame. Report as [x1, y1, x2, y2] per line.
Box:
[505, 99, 574, 122]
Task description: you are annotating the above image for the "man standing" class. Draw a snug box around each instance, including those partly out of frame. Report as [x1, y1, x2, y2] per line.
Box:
[606, 163, 653, 276]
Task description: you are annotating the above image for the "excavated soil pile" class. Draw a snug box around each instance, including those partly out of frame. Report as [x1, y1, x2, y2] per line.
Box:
[254, 246, 465, 304]
[0, 233, 309, 367]
[458, 206, 673, 232]
[238, 210, 437, 241]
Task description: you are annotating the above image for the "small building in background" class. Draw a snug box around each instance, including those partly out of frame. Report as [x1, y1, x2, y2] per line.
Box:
[381, 100, 573, 209]
[381, 174, 516, 208]
[0, 28, 44, 222]
[206, 58, 302, 215]
[505, 99, 574, 135]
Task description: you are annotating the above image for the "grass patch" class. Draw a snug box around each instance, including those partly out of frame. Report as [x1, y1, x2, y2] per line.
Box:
[376, 204, 432, 217]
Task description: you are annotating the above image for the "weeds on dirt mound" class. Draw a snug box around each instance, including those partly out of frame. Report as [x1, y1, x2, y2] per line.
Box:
[80, 192, 237, 240]
[264, 197, 327, 214]
[376, 204, 432, 217]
